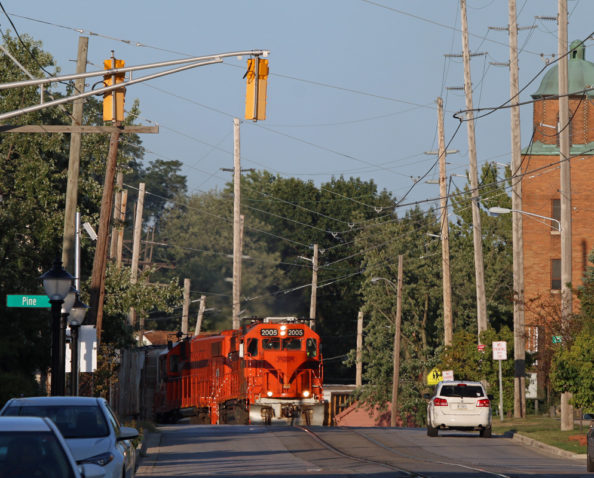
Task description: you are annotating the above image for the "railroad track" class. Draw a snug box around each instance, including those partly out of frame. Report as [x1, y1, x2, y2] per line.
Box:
[296, 426, 512, 478]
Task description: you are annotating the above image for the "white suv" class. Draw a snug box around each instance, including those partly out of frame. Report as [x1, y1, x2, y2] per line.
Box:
[425, 380, 493, 438]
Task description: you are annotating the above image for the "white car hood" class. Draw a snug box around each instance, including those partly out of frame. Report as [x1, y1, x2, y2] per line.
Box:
[66, 437, 112, 462]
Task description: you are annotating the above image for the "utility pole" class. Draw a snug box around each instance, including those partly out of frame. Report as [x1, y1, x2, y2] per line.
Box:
[88, 129, 121, 343]
[62, 36, 88, 274]
[182, 278, 190, 336]
[232, 118, 242, 330]
[391, 255, 403, 427]
[508, 0, 526, 419]
[356, 310, 363, 387]
[194, 295, 206, 336]
[437, 97, 453, 347]
[109, 172, 124, 260]
[128, 182, 145, 330]
[309, 244, 319, 330]
[460, 0, 488, 338]
[558, 0, 573, 432]
[115, 189, 127, 268]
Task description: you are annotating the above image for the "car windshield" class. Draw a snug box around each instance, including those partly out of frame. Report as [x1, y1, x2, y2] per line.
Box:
[2, 405, 109, 439]
[440, 385, 484, 398]
[0, 431, 76, 478]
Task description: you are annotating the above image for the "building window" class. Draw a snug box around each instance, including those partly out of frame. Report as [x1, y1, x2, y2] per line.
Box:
[551, 259, 561, 290]
[551, 199, 561, 232]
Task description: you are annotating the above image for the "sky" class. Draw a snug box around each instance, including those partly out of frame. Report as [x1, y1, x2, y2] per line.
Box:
[2, 0, 593, 213]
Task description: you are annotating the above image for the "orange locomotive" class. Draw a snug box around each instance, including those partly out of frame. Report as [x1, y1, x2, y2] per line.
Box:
[154, 317, 325, 425]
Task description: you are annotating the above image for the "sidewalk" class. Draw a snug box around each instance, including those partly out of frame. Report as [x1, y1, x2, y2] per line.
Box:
[136, 432, 163, 475]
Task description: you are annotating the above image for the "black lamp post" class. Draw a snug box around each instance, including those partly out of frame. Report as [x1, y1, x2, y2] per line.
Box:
[40, 259, 74, 396]
[68, 293, 89, 396]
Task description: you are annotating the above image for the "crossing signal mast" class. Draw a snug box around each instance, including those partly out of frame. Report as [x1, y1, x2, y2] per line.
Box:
[244, 55, 269, 121]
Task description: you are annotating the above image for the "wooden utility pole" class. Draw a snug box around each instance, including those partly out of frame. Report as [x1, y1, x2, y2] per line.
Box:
[460, 0, 488, 338]
[88, 129, 121, 342]
[115, 189, 127, 268]
[182, 278, 190, 336]
[128, 182, 145, 329]
[232, 118, 242, 330]
[437, 98, 453, 347]
[62, 36, 88, 274]
[558, 0, 573, 432]
[109, 172, 124, 260]
[391, 255, 403, 427]
[194, 295, 206, 336]
[508, 0, 526, 419]
[309, 244, 319, 330]
[356, 310, 364, 387]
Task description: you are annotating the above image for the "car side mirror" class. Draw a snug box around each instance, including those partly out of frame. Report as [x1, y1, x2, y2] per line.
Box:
[80, 463, 106, 478]
[117, 426, 139, 441]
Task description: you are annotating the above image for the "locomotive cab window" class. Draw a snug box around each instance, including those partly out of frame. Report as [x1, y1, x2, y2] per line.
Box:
[247, 338, 258, 356]
[282, 338, 302, 351]
[306, 338, 317, 357]
[262, 338, 280, 350]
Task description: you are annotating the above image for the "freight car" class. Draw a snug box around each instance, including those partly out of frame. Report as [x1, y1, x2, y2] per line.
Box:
[154, 317, 325, 425]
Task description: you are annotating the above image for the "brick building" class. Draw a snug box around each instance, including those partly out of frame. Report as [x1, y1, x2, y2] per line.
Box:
[521, 40, 594, 345]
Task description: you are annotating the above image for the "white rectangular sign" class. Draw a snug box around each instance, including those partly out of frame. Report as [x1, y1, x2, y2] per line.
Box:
[65, 325, 97, 373]
[442, 370, 454, 381]
[492, 341, 507, 360]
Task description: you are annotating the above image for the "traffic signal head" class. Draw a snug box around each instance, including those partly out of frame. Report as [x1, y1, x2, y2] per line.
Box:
[103, 58, 126, 122]
[245, 57, 268, 121]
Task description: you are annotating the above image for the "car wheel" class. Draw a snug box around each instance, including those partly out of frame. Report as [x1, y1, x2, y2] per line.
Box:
[480, 426, 492, 438]
[427, 419, 438, 437]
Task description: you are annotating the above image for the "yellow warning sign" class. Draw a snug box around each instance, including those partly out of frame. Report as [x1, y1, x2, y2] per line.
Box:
[427, 367, 442, 385]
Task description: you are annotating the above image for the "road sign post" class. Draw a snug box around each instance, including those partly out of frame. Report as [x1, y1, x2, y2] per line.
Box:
[492, 341, 507, 421]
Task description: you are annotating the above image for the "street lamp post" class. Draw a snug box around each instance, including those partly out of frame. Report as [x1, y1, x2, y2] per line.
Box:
[371, 256, 404, 427]
[60, 287, 76, 395]
[489, 207, 561, 232]
[68, 293, 89, 396]
[40, 259, 74, 396]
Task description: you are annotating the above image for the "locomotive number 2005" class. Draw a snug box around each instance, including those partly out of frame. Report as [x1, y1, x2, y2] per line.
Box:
[287, 329, 304, 336]
[260, 328, 278, 336]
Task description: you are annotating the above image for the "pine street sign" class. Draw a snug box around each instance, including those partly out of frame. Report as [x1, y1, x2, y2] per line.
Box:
[6, 295, 50, 308]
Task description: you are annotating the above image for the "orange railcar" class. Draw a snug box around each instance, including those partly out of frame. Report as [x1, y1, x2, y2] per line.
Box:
[154, 317, 324, 425]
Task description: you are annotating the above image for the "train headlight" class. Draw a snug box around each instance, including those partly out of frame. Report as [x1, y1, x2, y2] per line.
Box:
[280, 325, 287, 336]
[267, 391, 273, 397]
[302, 390, 310, 398]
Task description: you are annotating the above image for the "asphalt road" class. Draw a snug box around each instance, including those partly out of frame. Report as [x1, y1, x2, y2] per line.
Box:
[137, 424, 589, 477]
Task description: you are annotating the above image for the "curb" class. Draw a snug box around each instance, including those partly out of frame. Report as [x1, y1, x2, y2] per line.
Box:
[512, 432, 587, 460]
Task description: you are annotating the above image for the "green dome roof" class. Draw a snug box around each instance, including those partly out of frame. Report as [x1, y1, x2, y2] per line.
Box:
[532, 41, 594, 98]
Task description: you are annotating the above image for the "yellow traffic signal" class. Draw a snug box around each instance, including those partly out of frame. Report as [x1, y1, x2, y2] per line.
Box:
[245, 58, 268, 121]
[103, 58, 126, 122]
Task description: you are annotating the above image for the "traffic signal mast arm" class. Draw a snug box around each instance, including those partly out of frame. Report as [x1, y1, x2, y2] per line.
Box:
[0, 49, 270, 122]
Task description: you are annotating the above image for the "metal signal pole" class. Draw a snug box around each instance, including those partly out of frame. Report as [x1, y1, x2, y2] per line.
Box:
[232, 118, 242, 330]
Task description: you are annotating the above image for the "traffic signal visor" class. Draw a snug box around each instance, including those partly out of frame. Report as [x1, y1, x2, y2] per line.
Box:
[103, 58, 126, 122]
[245, 58, 268, 121]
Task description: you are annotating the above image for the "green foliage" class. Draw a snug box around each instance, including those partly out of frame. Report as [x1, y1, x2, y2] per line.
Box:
[550, 330, 594, 409]
[439, 327, 515, 414]
[450, 163, 513, 334]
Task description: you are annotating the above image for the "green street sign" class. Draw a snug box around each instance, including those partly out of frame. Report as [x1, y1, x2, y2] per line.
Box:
[552, 335, 562, 344]
[6, 295, 50, 308]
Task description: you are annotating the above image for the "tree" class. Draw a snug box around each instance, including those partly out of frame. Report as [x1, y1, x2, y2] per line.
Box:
[350, 206, 443, 424]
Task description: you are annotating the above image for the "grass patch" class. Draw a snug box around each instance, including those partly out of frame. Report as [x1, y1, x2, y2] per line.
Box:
[491, 416, 590, 454]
